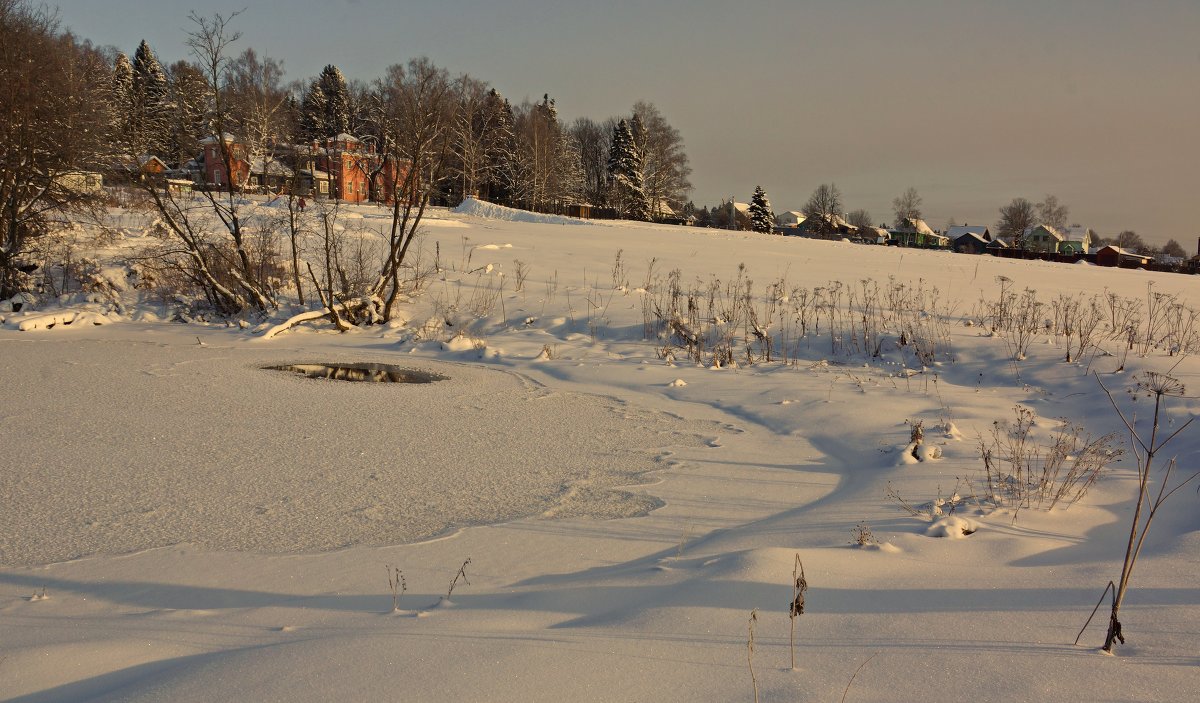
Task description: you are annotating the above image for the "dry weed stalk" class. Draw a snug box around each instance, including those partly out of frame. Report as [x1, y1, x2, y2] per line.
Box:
[851, 522, 875, 546]
[840, 653, 878, 703]
[789, 554, 807, 670]
[747, 608, 760, 703]
[447, 557, 472, 601]
[980, 405, 1120, 512]
[386, 565, 407, 612]
[1083, 373, 1198, 653]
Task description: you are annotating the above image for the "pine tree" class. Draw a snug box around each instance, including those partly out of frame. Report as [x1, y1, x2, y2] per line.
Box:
[319, 64, 350, 136]
[607, 118, 648, 221]
[111, 53, 133, 135]
[749, 186, 774, 234]
[300, 81, 327, 141]
[130, 40, 170, 155]
[166, 61, 212, 167]
[476, 88, 515, 203]
[484, 90, 517, 204]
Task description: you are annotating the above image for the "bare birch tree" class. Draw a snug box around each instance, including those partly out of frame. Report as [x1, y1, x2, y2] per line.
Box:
[369, 58, 458, 322]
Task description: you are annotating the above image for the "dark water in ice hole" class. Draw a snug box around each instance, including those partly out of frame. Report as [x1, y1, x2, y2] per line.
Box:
[266, 363, 447, 384]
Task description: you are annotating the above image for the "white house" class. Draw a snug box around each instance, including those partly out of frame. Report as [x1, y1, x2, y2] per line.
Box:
[776, 210, 806, 227]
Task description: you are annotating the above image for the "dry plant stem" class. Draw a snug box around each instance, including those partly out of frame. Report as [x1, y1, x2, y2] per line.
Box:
[1075, 581, 1116, 646]
[446, 557, 472, 600]
[747, 609, 759, 703]
[789, 554, 807, 670]
[1094, 374, 1197, 652]
[840, 652, 878, 703]
[386, 565, 407, 612]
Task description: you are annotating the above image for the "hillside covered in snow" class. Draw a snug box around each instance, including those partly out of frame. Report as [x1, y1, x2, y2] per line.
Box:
[2, 200, 1198, 702]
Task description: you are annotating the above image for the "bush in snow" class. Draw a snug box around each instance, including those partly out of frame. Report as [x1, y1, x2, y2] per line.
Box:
[978, 405, 1121, 513]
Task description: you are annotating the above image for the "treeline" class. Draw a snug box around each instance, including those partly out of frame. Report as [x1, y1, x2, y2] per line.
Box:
[105, 22, 691, 217]
[689, 182, 1189, 259]
[0, 2, 693, 305]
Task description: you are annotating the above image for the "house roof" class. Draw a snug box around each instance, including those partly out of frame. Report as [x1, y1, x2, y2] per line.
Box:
[1024, 224, 1064, 240]
[987, 238, 1010, 248]
[137, 155, 168, 169]
[897, 217, 935, 236]
[954, 232, 990, 246]
[799, 212, 857, 232]
[250, 159, 294, 177]
[1060, 226, 1094, 240]
[946, 225, 990, 239]
[200, 133, 239, 145]
[333, 133, 360, 142]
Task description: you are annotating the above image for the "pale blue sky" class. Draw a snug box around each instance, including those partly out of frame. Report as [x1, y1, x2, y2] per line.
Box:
[56, 0, 1200, 244]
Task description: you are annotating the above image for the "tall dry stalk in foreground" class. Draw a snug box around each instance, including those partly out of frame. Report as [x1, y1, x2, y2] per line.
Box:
[746, 609, 759, 703]
[1082, 373, 1197, 653]
[446, 557, 471, 600]
[789, 554, 807, 670]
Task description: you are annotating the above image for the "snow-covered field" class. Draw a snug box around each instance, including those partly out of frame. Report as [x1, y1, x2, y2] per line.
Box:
[2, 199, 1198, 702]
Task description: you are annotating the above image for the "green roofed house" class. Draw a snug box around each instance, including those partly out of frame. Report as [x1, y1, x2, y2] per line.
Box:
[890, 217, 949, 248]
[1058, 225, 1095, 255]
[1023, 224, 1064, 253]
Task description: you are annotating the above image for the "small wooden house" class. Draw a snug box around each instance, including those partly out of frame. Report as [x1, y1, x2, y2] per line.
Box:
[953, 231, 990, 254]
[1096, 245, 1150, 269]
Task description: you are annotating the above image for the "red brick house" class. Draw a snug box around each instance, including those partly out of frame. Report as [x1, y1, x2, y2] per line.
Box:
[369, 155, 414, 205]
[312, 134, 374, 203]
[201, 134, 250, 190]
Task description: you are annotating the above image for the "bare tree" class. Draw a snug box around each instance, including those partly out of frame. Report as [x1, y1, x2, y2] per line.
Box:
[225, 48, 291, 185]
[570, 116, 611, 208]
[846, 209, 874, 230]
[446, 77, 521, 206]
[511, 94, 580, 213]
[123, 11, 277, 316]
[1036, 194, 1070, 230]
[891, 187, 923, 229]
[370, 57, 459, 322]
[632, 101, 691, 218]
[448, 75, 491, 204]
[1114, 230, 1146, 252]
[996, 197, 1036, 248]
[1160, 239, 1186, 259]
[803, 183, 843, 234]
[0, 0, 110, 299]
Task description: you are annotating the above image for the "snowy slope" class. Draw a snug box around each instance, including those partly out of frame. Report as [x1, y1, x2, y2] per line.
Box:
[1, 202, 1198, 702]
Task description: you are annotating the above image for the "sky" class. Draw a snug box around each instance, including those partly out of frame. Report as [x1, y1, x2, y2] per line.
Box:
[55, 0, 1200, 246]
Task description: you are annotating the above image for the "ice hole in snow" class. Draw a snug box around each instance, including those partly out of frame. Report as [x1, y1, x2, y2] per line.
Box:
[267, 363, 446, 384]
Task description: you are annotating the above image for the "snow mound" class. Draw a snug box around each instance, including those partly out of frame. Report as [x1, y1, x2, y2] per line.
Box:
[925, 516, 977, 538]
[11, 309, 117, 331]
[452, 197, 593, 226]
